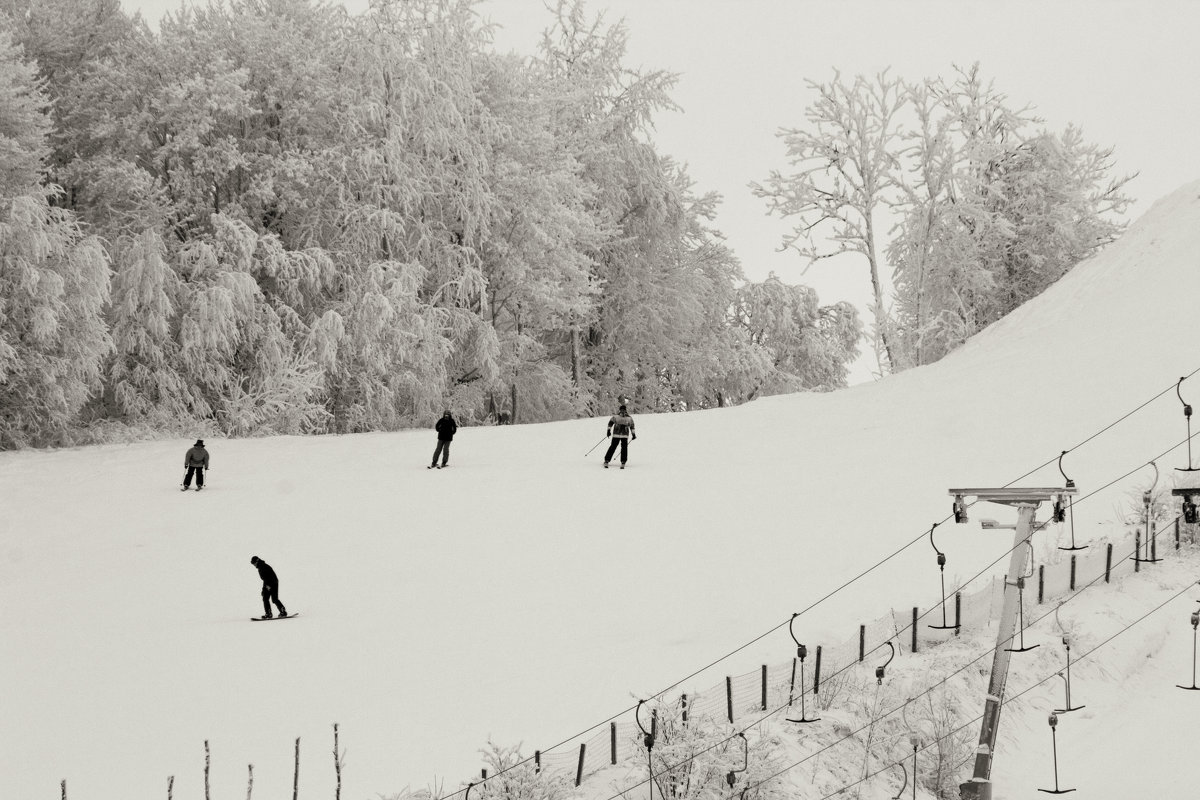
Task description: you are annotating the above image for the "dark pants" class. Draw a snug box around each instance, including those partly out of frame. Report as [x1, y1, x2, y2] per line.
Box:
[432, 440, 451, 466]
[262, 583, 285, 616]
[184, 466, 205, 488]
[604, 437, 629, 464]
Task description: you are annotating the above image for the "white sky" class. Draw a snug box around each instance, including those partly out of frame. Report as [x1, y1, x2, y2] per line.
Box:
[119, 0, 1200, 315]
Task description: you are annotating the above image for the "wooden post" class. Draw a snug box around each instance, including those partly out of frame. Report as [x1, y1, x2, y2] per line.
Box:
[1176, 518, 1181, 550]
[611, 722, 617, 765]
[859, 625, 866, 662]
[534, 750, 541, 774]
[1105, 543, 1113, 582]
[169, 776, 175, 800]
[1135, 530, 1141, 573]
[575, 744, 586, 787]
[726, 676, 734, 723]
[1069, 555, 1077, 591]
[813, 646, 823, 695]
[481, 769, 488, 780]
[955, 592, 962, 636]
[681, 693, 688, 724]
[293, 739, 300, 800]
[1038, 564, 1045, 603]
[761, 665, 768, 711]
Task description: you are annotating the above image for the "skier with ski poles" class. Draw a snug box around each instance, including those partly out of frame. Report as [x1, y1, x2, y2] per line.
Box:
[182, 439, 209, 490]
[602, 405, 636, 469]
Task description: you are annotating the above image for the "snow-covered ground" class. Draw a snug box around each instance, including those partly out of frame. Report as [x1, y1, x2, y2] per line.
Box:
[4, 181, 1200, 800]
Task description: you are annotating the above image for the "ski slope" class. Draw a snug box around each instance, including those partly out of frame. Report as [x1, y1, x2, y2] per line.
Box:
[3, 182, 1200, 800]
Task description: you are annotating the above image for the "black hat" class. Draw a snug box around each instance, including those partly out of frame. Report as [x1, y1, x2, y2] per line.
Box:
[194, 439, 204, 446]
[618, 405, 627, 413]
[250, 556, 260, 565]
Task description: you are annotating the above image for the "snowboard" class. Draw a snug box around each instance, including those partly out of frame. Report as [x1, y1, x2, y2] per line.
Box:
[251, 613, 298, 621]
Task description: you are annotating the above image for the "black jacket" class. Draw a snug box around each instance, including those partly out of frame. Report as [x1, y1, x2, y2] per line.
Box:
[435, 416, 457, 441]
[255, 560, 279, 587]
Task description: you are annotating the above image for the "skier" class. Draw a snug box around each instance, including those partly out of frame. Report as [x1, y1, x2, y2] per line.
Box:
[429, 410, 457, 469]
[182, 439, 209, 490]
[250, 556, 287, 618]
[603, 405, 636, 469]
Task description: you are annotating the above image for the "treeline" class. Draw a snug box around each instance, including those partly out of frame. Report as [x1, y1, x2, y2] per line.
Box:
[0, 0, 861, 448]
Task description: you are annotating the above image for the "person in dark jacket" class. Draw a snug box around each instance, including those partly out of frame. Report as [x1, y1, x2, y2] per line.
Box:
[182, 439, 209, 490]
[250, 556, 287, 618]
[603, 405, 636, 468]
[429, 410, 457, 469]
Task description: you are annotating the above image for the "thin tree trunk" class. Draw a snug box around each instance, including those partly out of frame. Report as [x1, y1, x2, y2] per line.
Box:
[864, 211, 895, 371]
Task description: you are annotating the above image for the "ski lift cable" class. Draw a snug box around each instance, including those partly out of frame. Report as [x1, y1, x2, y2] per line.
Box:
[742, 570, 1200, 800]
[477, 431, 1198, 800]
[1003, 367, 1199, 488]
[462, 432, 1200, 800]
[437, 378, 1200, 800]
[601, 524, 1195, 800]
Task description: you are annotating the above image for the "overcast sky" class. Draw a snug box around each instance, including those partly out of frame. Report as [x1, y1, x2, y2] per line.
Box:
[120, 0, 1200, 319]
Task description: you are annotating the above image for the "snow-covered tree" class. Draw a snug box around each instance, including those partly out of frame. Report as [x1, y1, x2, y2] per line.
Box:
[752, 70, 907, 374]
[887, 65, 1132, 367]
[105, 228, 192, 424]
[0, 25, 113, 447]
[732, 274, 862, 392]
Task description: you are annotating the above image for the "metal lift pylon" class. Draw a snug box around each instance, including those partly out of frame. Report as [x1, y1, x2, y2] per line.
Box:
[950, 486, 1076, 800]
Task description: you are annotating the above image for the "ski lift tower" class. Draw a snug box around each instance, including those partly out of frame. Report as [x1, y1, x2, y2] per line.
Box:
[950, 485, 1077, 800]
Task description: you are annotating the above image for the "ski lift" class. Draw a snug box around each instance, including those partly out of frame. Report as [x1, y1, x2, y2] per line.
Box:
[1184, 495, 1200, 525]
[874, 641, 896, 685]
[1178, 378, 1199, 472]
[1178, 609, 1200, 691]
[635, 699, 656, 751]
[786, 613, 820, 723]
[1053, 608, 1085, 713]
[1038, 714, 1075, 794]
[1133, 462, 1163, 564]
[953, 494, 969, 524]
[635, 700, 656, 800]
[928, 523, 957, 630]
[890, 761, 908, 800]
[725, 732, 748, 793]
[1005, 543, 1039, 653]
[1055, 452, 1086, 551]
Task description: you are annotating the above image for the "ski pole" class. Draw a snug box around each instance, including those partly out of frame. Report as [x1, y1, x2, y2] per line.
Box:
[585, 435, 608, 457]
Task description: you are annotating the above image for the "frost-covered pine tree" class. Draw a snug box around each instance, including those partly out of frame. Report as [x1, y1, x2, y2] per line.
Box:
[0, 27, 113, 447]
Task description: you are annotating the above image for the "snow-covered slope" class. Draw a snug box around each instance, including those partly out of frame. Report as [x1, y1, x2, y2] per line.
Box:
[3, 182, 1200, 800]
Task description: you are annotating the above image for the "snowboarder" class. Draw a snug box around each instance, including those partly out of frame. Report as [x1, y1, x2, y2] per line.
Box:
[603, 405, 636, 469]
[430, 410, 457, 469]
[250, 556, 287, 618]
[182, 439, 209, 490]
